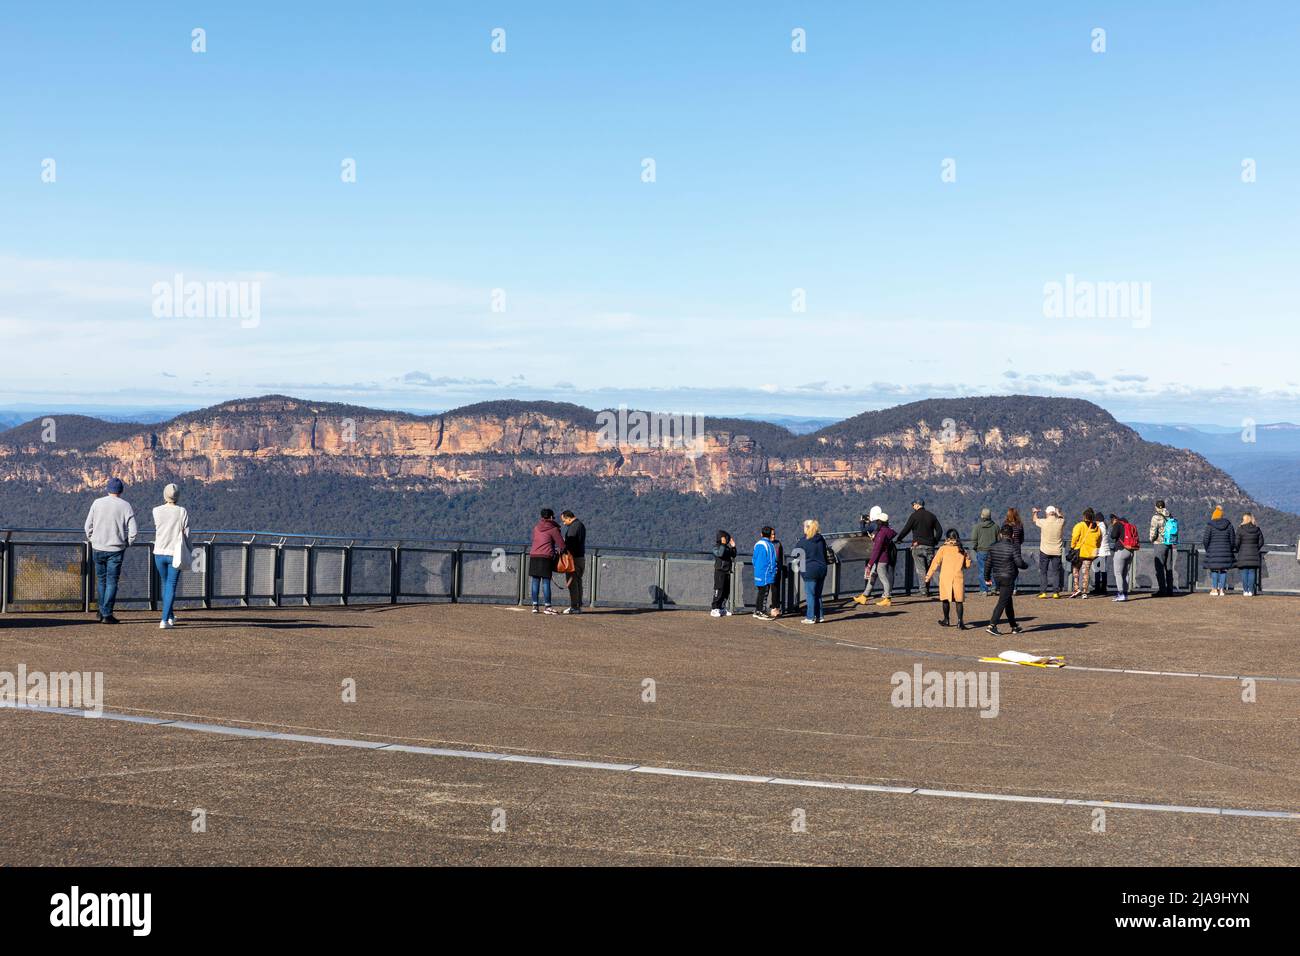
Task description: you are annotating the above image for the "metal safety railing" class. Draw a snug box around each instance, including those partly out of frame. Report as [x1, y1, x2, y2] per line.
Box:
[1, 528, 1297, 615]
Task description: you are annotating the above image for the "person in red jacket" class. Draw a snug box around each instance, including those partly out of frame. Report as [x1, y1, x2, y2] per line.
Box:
[528, 508, 566, 614]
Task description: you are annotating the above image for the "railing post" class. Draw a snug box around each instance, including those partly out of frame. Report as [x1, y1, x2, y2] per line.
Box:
[341, 544, 352, 606]
[148, 543, 158, 613]
[272, 542, 283, 607]
[242, 537, 256, 607]
[590, 549, 599, 609]
[658, 551, 667, 610]
[0, 532, 9, 614]
[390, 545, 399, 605]
[452, 545, 462, 603]
[305, 544, 314, 606]
[202, 541, 213, 610]
[83, 542, 92, 614]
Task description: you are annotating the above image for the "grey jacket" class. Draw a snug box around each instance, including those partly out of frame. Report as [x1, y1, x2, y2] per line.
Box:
[84, 495, 138, 552]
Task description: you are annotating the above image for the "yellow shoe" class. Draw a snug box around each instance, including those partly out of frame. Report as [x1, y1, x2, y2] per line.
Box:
[1052, 593, 1061, 599]
[852, 593, 869, 605]
[876, 597, 892, 607]
[1037, 592, 1048, 599]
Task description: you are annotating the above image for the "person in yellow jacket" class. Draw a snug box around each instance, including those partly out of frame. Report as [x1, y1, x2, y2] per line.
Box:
[1068, 508, 1104, 599]
[925, 529, 973, 629]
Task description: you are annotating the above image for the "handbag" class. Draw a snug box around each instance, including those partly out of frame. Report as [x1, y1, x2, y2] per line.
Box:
[555, 552, 576, 574]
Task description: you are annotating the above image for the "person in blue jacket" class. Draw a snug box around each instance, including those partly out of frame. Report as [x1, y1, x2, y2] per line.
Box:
[751, 526, 779, 619]
[794, 519, 829, 624]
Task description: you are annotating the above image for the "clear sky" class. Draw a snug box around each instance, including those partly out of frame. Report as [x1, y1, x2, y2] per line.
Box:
[2, 1, 1297, 424]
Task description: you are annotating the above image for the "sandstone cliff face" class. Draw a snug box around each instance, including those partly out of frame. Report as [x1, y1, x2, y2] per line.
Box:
[0, 396, 1250, 507]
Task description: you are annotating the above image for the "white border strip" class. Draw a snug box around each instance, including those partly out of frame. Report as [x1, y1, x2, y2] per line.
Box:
[6, 702, 1299, 822]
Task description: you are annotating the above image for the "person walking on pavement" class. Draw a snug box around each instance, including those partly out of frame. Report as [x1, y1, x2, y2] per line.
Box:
[926, 529, 972, 630]
[984, 527, 1029, 636]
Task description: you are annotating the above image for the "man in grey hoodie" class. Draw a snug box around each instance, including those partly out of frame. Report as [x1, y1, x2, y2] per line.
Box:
[84, 477, 138, 623]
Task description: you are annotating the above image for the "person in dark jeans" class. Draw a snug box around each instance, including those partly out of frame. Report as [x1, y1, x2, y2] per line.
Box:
[560, 510, 586, 613]
[895, 499, 943, 598]
[710, 530, 737, 616]
[83, 476, 138, 624]
[984, 527, 1028, 635]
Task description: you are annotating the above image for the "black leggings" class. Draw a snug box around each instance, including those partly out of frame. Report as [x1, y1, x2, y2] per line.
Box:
[711, 571, 730, 611]
[941, 599, 964, 624]
[990, 582, 1018, 628]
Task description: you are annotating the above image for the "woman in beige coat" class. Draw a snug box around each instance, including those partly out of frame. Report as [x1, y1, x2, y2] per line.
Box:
[925, 529, 972, 629]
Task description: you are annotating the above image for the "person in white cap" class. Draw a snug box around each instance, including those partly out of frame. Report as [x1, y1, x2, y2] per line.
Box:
[152, 483, 191, 629]
[1031, 505, 1065, 598]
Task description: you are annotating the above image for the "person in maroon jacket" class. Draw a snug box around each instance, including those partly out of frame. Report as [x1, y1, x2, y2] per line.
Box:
[528, 508, 566, 614]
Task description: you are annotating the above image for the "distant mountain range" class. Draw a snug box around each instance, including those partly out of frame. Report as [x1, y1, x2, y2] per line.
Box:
[1126, 422, 1300, 514]
[0, 395, 1295, 546]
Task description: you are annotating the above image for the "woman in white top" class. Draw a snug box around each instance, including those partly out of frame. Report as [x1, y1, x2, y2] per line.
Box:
[1092, 506, 1111, 595]
[152, 483, 191, 629]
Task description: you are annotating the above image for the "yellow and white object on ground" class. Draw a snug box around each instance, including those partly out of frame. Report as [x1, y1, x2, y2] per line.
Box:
[978, 650, 1066, 668]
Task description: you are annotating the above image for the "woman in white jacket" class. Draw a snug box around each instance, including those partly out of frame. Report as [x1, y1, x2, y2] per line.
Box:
[152, 483, 191, 629]
[1092, 506, 1111, 595]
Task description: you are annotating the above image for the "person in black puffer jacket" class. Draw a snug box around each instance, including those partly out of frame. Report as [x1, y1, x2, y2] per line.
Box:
[1234, 513, 1265, 597]
[983, 527, 1029, 635]
[711, 530, 737, 616]
[1201, 507, 1237, 596]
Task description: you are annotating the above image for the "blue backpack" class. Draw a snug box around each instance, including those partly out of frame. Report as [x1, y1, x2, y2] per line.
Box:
[1161, 516, 1179, 545]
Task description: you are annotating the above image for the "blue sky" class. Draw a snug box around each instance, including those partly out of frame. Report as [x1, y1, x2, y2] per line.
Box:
[2, 1, 1297, 424]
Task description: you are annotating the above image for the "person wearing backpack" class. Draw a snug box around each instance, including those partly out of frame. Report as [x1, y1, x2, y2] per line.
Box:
[1109, 513, 1141, 601]
[1149, 501, 1178, 596]
[1201, 507, 1237, 596]
[751, 526, 779, 619]
[1234, 513, 1265, 597]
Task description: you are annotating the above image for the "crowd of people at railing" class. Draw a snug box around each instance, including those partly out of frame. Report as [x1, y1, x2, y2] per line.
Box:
[63, 479, 1272, 631]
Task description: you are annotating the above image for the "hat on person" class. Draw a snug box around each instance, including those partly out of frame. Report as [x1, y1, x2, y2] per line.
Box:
[979, 507, 991, 519]
[868, 505, 885, 521]
[163, 483, 179, 503]
[877, 511, 889, 523]
[106, 477, 125, 495]
[1045, 505, 1060, 516]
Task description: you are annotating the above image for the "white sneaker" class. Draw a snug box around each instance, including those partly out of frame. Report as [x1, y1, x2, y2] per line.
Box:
[723, 609, 733, 616]
[710, 609, 722, 617]
[159, 620, 172, 630]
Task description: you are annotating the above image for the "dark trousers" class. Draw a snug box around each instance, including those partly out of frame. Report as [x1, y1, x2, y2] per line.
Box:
[990, 581, 1018, 628]
[1153, 544, 1175, 594]
[913, 546, 936, 593]
[755, 583, 771, 615]
[568, 557, 585, 609]
[1038, 552, 1062, 592]
[712, 571, 730, 611]
[93, 549, 124, 618]
[941, 599, 964, 624]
